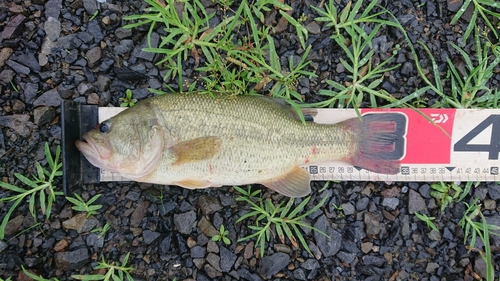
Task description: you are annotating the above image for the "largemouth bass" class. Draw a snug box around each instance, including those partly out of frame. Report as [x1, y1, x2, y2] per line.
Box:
[75, 93, 401, 197]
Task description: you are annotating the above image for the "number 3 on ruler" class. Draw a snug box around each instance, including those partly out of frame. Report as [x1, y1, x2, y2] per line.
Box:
[454, 115, 500, 160]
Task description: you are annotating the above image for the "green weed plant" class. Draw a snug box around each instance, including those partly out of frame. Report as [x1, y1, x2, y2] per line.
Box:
[0, 143, 63, 239]
[234, 186, 328, 257]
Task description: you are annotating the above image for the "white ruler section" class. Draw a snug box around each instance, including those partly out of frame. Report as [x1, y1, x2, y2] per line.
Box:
[96, 107, 500, 182]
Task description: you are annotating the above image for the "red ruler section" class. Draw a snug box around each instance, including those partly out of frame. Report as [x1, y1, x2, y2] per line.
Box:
[362, 109, 456, 164]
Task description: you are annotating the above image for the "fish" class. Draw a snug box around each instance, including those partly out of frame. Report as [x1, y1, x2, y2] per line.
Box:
[75, 93, 402, 197]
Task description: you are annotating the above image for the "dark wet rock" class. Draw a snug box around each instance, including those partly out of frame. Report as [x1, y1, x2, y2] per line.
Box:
[132, 87, 149, 99]
[356, 197, 369, 211]
[198, 195, 223, 215]
[86, 46, 102, 68]
[11, 53, 40, 73]
[237, 268, 263, 281]
[158, 201, 176, 216]
[448, 0, 463, 12]
[1, 14, 26, 40]
[337, 251, 356, 263]
[174, 210, 196, 234]
[206, 252, 221, 271]
[206, 240, 218, 253]
[364, 212, 381, 236]
[419, 184, 431, 198]
[305, 22, 320, 34]
[428, 230, 441, 241]
[362, 255, 386, 267]
[474, 255, 487, 279]
[83, 0, 98, 15]
[0, 240, 7, 252]
[57, 35, 81, 49]
[204, 263, 222, 278]
[425, 262, 439, 273]
[87, 92, 100, 105]
[100, 57, 115, 72]
[86, 232, 104, 249]
[126, 190, 141, 201]
[0, 115, 31, 138]
[62, 213, 99, 233]
[130, 201, 151, 227]
[313, 215, 341, 257]
[143, 230, 160, 244]
[159, 234, 172, 255]
[0, 69, 15, 86]
[257, 252, 290, 279]
[115, 27, 132, 39]
[381, 198, 399, 210]
[55, 248, 89, 270]
[34, 88, 63, 107]
[132, 32, 159, 61]
[488, 182, 500, 200]
[87, 20, 104, 43]
[0, 48, 14, 67]
[220, 246, 237, 272]
[64, 49, 79, 64]
[408, 189, 426, 214]
[96, 75, 111, 92]
[341, 202, 355, 215]
[11, 99, 25, 112]
[77, 32, 94, 44]
[57, 84, 75, 99]
[293, 269, 306, 280]
[44, 17, 61, 42]
[4, 215, 24, 237]
[77, 82, 94, 96]
[113, 67, 147, 81]
[114, 39, 134, 55]
[484, 199, 496, 210]
[45, 0, 62, 19]
[33, 106, 55, 126]
[190, 245, 206, 258]
[6, 60, 30, 75]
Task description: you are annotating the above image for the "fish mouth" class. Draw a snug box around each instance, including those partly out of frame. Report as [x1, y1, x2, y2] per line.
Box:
[75, 135, 111, 166]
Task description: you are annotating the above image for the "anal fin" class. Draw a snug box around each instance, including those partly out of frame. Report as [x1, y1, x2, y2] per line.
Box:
[260, 166, 311, 198]
[174, 179, 212, 189]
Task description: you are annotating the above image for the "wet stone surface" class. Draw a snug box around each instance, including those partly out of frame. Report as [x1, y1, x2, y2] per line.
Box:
[1, 0, 499, 280]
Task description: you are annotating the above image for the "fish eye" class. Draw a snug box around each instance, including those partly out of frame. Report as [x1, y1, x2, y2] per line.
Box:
[99, 122, 110, 133]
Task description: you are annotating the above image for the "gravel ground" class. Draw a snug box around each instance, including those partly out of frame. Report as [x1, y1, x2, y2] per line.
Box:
[1, 0, 500, 280]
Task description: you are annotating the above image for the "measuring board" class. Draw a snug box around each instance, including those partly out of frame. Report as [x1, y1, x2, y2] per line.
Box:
[61, 103, 500, 195]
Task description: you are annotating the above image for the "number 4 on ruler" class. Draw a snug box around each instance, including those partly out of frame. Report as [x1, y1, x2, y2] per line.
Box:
[454, 115, 500, 160]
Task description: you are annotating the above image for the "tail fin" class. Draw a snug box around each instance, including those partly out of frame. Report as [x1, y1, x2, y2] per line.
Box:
[344, 113, 406, 174]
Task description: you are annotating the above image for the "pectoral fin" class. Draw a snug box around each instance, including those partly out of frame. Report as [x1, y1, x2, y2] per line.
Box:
[260, 166, 311, 198]
[170, 136, 222, 165]
[174, 179, 212, 189]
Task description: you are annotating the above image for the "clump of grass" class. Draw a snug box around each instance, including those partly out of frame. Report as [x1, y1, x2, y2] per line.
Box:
[459, 199, 500, 281]
[65, 193, 103, 218]
[212, 224, 231, 245]
[119, 89, 137, 107]
[309, 0, 413, 116]
[0, 143, 63, 239]
[450, 0, 500, 44]
[429, 182, 463, 212]
[414, 212, 438, 233]
[71, 252, 135, 281]
[234, 186, 329, 257]
[21, 266, 60, 281]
